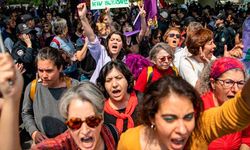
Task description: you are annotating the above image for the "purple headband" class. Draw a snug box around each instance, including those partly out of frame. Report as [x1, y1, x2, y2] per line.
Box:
[210, 57, 245, 79]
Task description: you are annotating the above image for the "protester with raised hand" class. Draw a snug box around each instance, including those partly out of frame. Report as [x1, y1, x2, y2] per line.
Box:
[198, 57, 247, 149]
[118, 75, 250, 149]
[77, 3, 146, 83]
[0, 53, 23, 150]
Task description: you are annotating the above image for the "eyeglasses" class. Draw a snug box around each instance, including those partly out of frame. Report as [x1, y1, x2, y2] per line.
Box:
[168, 33, 180, 38]
[216, 78, 245, 89]
[65, 115, 102, 130]
[158, 55, 173, 62]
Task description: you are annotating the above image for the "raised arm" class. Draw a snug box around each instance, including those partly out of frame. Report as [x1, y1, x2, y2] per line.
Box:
[137, 3, 147, 43]
[76, 40, 89, 61]
[0, 53, 23, 150]
[105, 7, 116, 32]
[197, 77, 250, 144]
[77, 3, 96, 42]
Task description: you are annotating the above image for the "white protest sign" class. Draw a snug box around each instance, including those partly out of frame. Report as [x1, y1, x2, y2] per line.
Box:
[91, 0, 129, 10]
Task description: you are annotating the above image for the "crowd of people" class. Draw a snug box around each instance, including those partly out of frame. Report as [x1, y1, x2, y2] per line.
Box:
[0, 0, 250, 150]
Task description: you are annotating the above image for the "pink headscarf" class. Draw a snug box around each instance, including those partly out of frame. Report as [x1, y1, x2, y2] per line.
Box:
[210, 57, 245, 79]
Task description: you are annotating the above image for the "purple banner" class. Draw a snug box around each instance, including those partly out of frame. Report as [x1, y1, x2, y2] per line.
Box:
[144, 0, 158, 28]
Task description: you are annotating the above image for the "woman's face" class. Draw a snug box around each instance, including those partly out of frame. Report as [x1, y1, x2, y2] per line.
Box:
[37, 59, 62, 87]
[108, 33, 123, 58]
[104, 67, 129, 102]
[46, 13, 52, 21]
[97, 23, 107, 37]
[153, 93, 195, 150]
[153, 49, 173, 70]
[152, 32, 162, 46]
[212, 69, 245, 105]
[122, 22, 133, 33]
[201, 39, 216, 60]
[165, 30, 180, 48]
[43, 23, 51, 33]
[68, 99, 103, 150]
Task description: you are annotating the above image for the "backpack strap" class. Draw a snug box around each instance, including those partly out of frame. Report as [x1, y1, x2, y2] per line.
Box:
[29, 77, 72, 102]
[171, 63, 179, 76]
[185, 57, 195, 71]
[30, 79, 37, 102]
[64, 76, 72, 88]
[52, 37, 60, 49]
[147, 66, 153, 84]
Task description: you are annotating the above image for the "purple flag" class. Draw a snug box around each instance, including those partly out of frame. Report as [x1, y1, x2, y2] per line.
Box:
[144, 0, 158, 28]
[133, 13, 141, 30]
[124, 30, 140, 37]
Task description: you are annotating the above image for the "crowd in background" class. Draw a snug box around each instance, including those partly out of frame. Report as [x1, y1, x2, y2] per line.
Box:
[1, 0, 250, 149]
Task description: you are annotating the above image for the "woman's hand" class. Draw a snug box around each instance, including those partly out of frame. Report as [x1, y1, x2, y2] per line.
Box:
[138, 2, 146, 18]
[199, 47, 210, 63]
[224, 44, 243, 58]
[77, 3, 87, 20]
[15, 63, 26, 74]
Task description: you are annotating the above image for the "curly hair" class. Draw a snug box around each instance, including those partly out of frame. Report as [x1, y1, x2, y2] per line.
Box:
[96, 60, 134, 99]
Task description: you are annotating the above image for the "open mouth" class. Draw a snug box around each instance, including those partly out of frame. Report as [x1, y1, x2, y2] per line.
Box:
[227, 95, 234, 99]
[80, 137, 94, 143]
[112, 45, 118, 49]
[171, 138, 185, 149]
[111, 89, 122, 98]
[112, 89, 121, 94]
[172, 40, 177, 44]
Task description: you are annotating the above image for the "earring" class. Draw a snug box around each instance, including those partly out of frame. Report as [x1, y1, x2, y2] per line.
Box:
[150, 124, 156, 130]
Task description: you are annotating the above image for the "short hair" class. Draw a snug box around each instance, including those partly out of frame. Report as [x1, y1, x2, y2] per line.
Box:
[149, 42, 175, 61]
[163, 27, 181, 42]
[96, 60, 134, 98]
[186, 21, 203, 36]
[139, 76, 203, 129]
[186, 28, 213, 56]
[59, 81, 105, 118]
[53, 18, 67, 35]
[35, 47, 64, 70]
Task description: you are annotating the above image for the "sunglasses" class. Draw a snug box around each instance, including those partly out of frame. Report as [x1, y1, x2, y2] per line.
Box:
[168, 33, 180, 38]
[158, 55, 173, 62]
[65, 115, 102, 130]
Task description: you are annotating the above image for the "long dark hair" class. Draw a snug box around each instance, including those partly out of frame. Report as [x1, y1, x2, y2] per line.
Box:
[104, 31, 129, 60]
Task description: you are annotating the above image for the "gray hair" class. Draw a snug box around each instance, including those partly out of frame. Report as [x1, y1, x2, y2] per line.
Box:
[149, 42, 174, 61]
[53, 18, 67, 35]
[196, 61, 213, 95]
[59, 81, 105, 119]
[186, 21, 203, 35]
